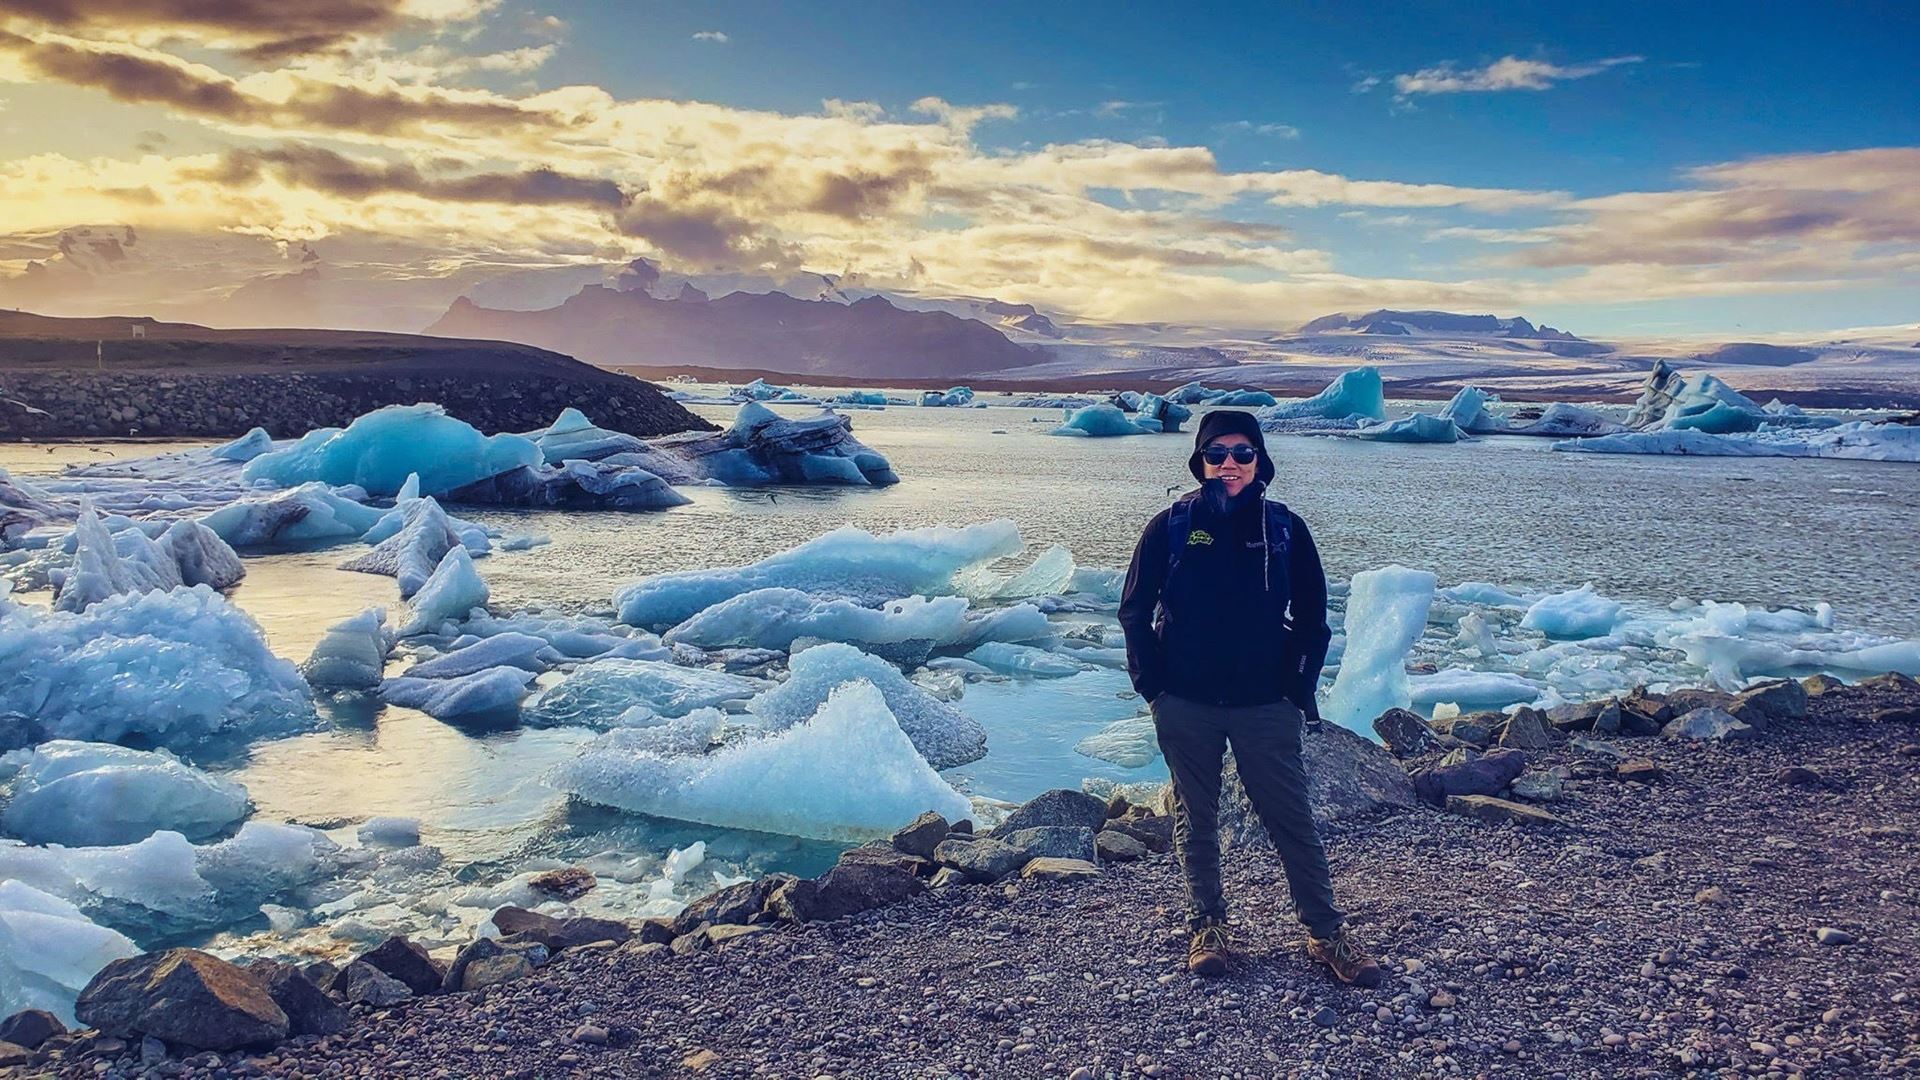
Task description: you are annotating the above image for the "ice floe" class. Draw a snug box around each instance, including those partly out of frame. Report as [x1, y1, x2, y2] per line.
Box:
[0, 880, 140, 1025]
[523, 659, 766, 728]
[1050, 402, 1161, 437]
[300, 609, 393, 691]
[0, 741, 250, 847]
[1556, 422, 1920, 462]
[402, 547, 490, 634]
[747, 643, 988, 769]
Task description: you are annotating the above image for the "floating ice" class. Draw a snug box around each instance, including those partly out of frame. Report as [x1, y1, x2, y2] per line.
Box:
[1350, 413, 1461, 443]
[613, 521, 1024, 628]
[1654, 600, 1920, 687]
[1074, 713, 1159, 768]
[991, 545, 1077, 599]
[447, 458, 694, 510]
[44, 508, 239, 612]
[340, 498, 473, 598]
[523, 659, 765, 727]
[1050, 403, 1158, 438]
[1, 470, 64, 542]
[665, 589, 972, 652]
[300, 608, 392, 690]
[747, 643, 988, 768]
[357, 816, 421, 848]
[1259, 367, 1387, 422]
[965, 641, 1089, 678]
[920, 387, 975, 408]
[0, 584, 315, 748]
[1437, 388, 1622, 438]
[402, 632, 563, 679]
[1409, 669, 1542, 709]
[1321, 565, 1437, 734]
[553, 681, 972, 842]
[0, 741, 250, 847]
[194, 821, 337, 898]
[831, 391, 890, 407]
[1442, 582, 1527, 608]
[1555, 422, 1920, 462]
[1455, 612, 1499, 657]
[402, 547, 490, 634]
[1440, 387, 1503, 433]
[243, 403, 541, 496]
[0, 880, 140, 1026]
[528, 408, 650, 463]
[652, 403, 898, 487]
[1136, 393, 1191, 433]
[200, 483, 387, 548]
[1522, 584, 1626, 640]
[208, 427, 274, 462]
[459, 610, 668, 660]
[380, 666, 535, 719]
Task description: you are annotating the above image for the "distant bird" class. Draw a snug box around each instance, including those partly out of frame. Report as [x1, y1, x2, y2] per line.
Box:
[767, 492, 779, 504]
[1166, 484, 1181, 495]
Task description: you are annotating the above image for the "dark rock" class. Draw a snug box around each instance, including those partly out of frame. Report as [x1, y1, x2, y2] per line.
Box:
[352, 936, 444, 997]
[1897, 743, 1920, 758]
[0, 1009, 63, 1050]
[1815, 927, 1856, 946]
[1438, 747, 1481, 768]
[441, 937, 542, 993]
[77, 949, 289, 1051]
[932, 837, 1028, 882]
[1874, 706, 1920, 724]
[1095, 828, 1148, 862]
[1665, 688, 1735, 716]
[1104, 791, 1131, 819]
[928, 867, 969, 889]
[637, 917, 678, 945]
[528, 867, 597, 900]
[1508, 771, 1564, 802]
[1620, 686, 1674, 723]
[1433, 714, 1495, 747]
[1020, 857, 1099, 882]
[1546, 701, 1606, 732]
[1497, 708, 1557, 749]
[299, 959, 340, 994]
[988, 789, 1109, 838]
[1729, 679, 1809, 729]
[1103, 815, 1173, 854]
[949, 819, 974, 835]
[670, 928, 712, 955]
[240, 960, 349, 1037]
[766, 861, 925, 922]
[464, 954, 534, 990]
[1445, 795, 1564, 827]
[0, 1041, 31, 1067]
[1776, 765, 1823, 787]
[888, 812, 950, 859]
[1801, 674, 1845, 697]
[1617, 758, 1666, 783]
[1373, 708, 1446, 757]
[705, 923, 770, 948]
[1000, 826, 1097, 863]
[1663, 707, 1757, 742]
[1412, 748, 1530, 806]
[835, 841, 933, 876]
[674, 875, 792, 935]
[1592, 702, 1624, 735]
[338, 962, 411, 1007]
[1859, 671, 1920, 693]
[490, 907, 632, 952]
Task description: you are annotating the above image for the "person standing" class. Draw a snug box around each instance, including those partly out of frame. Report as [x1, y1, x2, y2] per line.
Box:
[1118, 410, 1382, 985]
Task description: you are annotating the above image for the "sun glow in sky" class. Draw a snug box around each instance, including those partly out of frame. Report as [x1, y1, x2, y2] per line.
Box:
[1, 0, 1916, 336]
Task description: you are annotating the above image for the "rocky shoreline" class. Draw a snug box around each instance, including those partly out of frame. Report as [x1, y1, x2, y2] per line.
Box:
[8, 675, 1918, 1079]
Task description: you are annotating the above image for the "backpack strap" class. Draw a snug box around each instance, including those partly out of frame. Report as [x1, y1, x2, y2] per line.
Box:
[1165, 498, 1194, 582]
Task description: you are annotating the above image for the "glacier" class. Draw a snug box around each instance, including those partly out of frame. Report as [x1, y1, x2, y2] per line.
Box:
[0, 741, 250, 847]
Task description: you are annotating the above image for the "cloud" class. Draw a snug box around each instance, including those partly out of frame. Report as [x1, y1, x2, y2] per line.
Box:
[0, 0, 492, 59]
[691, 30, 729, 43]
[1217, 120, 1300, 140]
[204, 145, 627, 207]
[1390, 55, 1642, 98]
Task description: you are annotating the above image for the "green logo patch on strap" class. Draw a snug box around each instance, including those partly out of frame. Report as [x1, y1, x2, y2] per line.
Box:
[1187, 528, 1214, 547]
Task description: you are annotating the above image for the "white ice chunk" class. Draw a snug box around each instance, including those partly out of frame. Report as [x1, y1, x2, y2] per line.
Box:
[1, 741, 250, 847]
[1050, 403, 1157, 437]
[613, 521, 1024, 627]
[1555, 422, 1920, 462]
[403, 632, 562, 678]
[199, 482, 387, 548]
[0, 881, 140, 1026]
[1521, 584, 1626, 640]
[243, 403, 540, 496]
[1074, 714, 1160, 768]
[523, 659, 765, 727]
[357, 816, 421, 848]
[300, 608, 392, 690]
[664, 589, 971, 652]
[1350, 413, 1461, 443]
[194, 821, 336, 897]
[208, 427, 274, 462]
[340, 497, 470, 598]
[964, 641, 1089, 678]
[379, 666, 534, 719]
[747, 643, 988, 768]
[530, 407, 650, 463]
[552, 681, 972, 842]
[1409, 669, 1542, 709]
[1455, 612, 1499, 657]
[66, 831, 214, 918]
[1322, 565, 1437, 734]
[401, 547, 490, 634]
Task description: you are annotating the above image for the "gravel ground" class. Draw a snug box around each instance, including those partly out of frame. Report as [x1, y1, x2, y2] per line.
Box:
[36, 685, 1920, 1079]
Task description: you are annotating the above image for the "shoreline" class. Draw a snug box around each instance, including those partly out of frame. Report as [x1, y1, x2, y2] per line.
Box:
[20, 677, 1919, 1078]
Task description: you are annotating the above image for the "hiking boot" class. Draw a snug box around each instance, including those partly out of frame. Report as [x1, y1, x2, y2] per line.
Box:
[1187, 921, 1230, 977]
[1307, 929, 1383, 987]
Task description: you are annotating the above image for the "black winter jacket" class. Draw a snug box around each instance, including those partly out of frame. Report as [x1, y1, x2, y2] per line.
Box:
[1117, 486, 1333, 710]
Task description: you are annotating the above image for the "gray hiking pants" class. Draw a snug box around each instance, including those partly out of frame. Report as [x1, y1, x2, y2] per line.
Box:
[1151, 693, 1345, 938]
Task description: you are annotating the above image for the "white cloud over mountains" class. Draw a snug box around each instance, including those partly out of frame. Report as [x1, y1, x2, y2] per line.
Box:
[1391, 54, 1643, 98]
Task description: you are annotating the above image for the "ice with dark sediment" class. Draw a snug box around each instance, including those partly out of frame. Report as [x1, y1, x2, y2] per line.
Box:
[1441, 387, 1624, 438]
[650, 402, 898, 486]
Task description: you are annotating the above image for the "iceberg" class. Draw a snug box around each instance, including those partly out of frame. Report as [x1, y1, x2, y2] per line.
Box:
[1522, 584, 1626, 639]
[0, 741, 250, 847]
[208, 427, 275, 463]
[380, 666, 535, 719]
[401, 632, 563, 679]
[458, 610, 668, 659]
[1074, 713, 1159, 768]
[964, 641, 1088, 678]
[552, 681, 973, 842]
[401, 547, 490, 634]
[1136, 393, 1191, 433]
[300, 608, 392, 690]
[527, 407, 650, 464]
[920, 387, 975, 408]
[193, 821, 337, 898]
[339, 498, 473, 598]
[1050, 403, 1158, 438]
[831, 391, 890, 407]
[1321, 565, 1437, 734]
[45, 508, 241, 613]
[1350, 413, 1461, 443]
[0, 881, 140, 1026]
[1409, 669, 1542, 710]
[747, 643, 988, 768]
[613, 521, 1024, 628]
[1554, 422, 1920, 462]
[647, 403, 897, 487]
[200, 483, 388, 548]
[664, 589, 972, 652]
[1259, 367, 1387, 422]
[243, 403, 541, 497]
[0, 584, 315, 748]
[445, 459, 693, 510]
[1654, 601, 1920, 688]
[522, 658, 765, 728]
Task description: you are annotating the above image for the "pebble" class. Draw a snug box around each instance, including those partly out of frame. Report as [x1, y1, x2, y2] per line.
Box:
[1815, 927, 1856, 946]
[571, 1024, 609, 1046]
[1312, 1006, 1338, 1028]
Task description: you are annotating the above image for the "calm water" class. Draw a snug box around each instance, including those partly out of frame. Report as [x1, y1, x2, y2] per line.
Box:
[5, 399, 1918, 936]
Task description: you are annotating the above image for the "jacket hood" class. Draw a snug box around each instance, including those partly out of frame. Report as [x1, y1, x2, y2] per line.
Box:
[1187, 409, 1275, 484]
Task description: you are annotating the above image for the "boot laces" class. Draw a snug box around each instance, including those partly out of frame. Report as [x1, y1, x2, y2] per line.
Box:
[1325, 931, 1368, 967]
[1191, 924, 1229, 955]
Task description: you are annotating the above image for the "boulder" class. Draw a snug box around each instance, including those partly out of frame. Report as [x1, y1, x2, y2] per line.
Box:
[1412, 748, 1530, 806]
[1095, 829, 1148, 862]
[1620, 687, 1674, 724]
[1000, 826, 1097, 863]
[0, 1041, 30, 1067]
[1496, 708, 1557, 749]
[1591, 702, 1624, 735]
[1104, 791, 1131, 819]
[1163, 721, 1419, 850]
[442, 937, 545, 993]
[1438, 747, 1480, 767]
[1546, 701, 1606, 733]
[888, 812, 950, 859]
[490, 907, 632, 952]
[932, 837, 1028, 882]
[1445, 795, 1563, 827]
[1776, 765, 1823, 788]
[0, 1010, 64, 1050]
[462, 954, 534, 991]
[240, 960, 348, 1037]
[1103, 815, 1173, 854]
[1616, 758, 1665, 783]
[1020, 857, 1100, 882]
[1860, 671, 1920, 693]
[1508, 771, 1564, 803]
[673, 875, 791, 935]
[299, 960, 340, 992]
[705, 923, 770, 948]
[766, 861, 925, 922]
[77, 949, 289, 1051]
[637, 917, 678, 945]
[1432, 714, 1495, 747]
[352, 936, 443, 997]
[338, 961, 411, 1007]
[835, 842, 932, 876]
[1728, 679, 1808, 729]
[528, 867, 597, 901]
[1373, 708, 1447, 757]
[1801, 674, 1845, 697]
[928, 867, 969, 889]
[1875, 706, 1920, 724]
[1665, 688, 1735, 716]
[1662, 708, 1757, 742]
[988, 789, 1108, 837]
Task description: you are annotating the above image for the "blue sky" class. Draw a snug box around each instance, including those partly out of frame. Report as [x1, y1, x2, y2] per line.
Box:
[1, 0, 1916, 335]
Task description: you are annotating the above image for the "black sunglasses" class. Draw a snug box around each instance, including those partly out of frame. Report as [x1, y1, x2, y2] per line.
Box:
[1202, 444, 1259, 466]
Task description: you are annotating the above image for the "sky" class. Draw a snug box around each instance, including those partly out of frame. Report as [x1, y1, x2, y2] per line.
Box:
[1, 0, 1916, 337]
